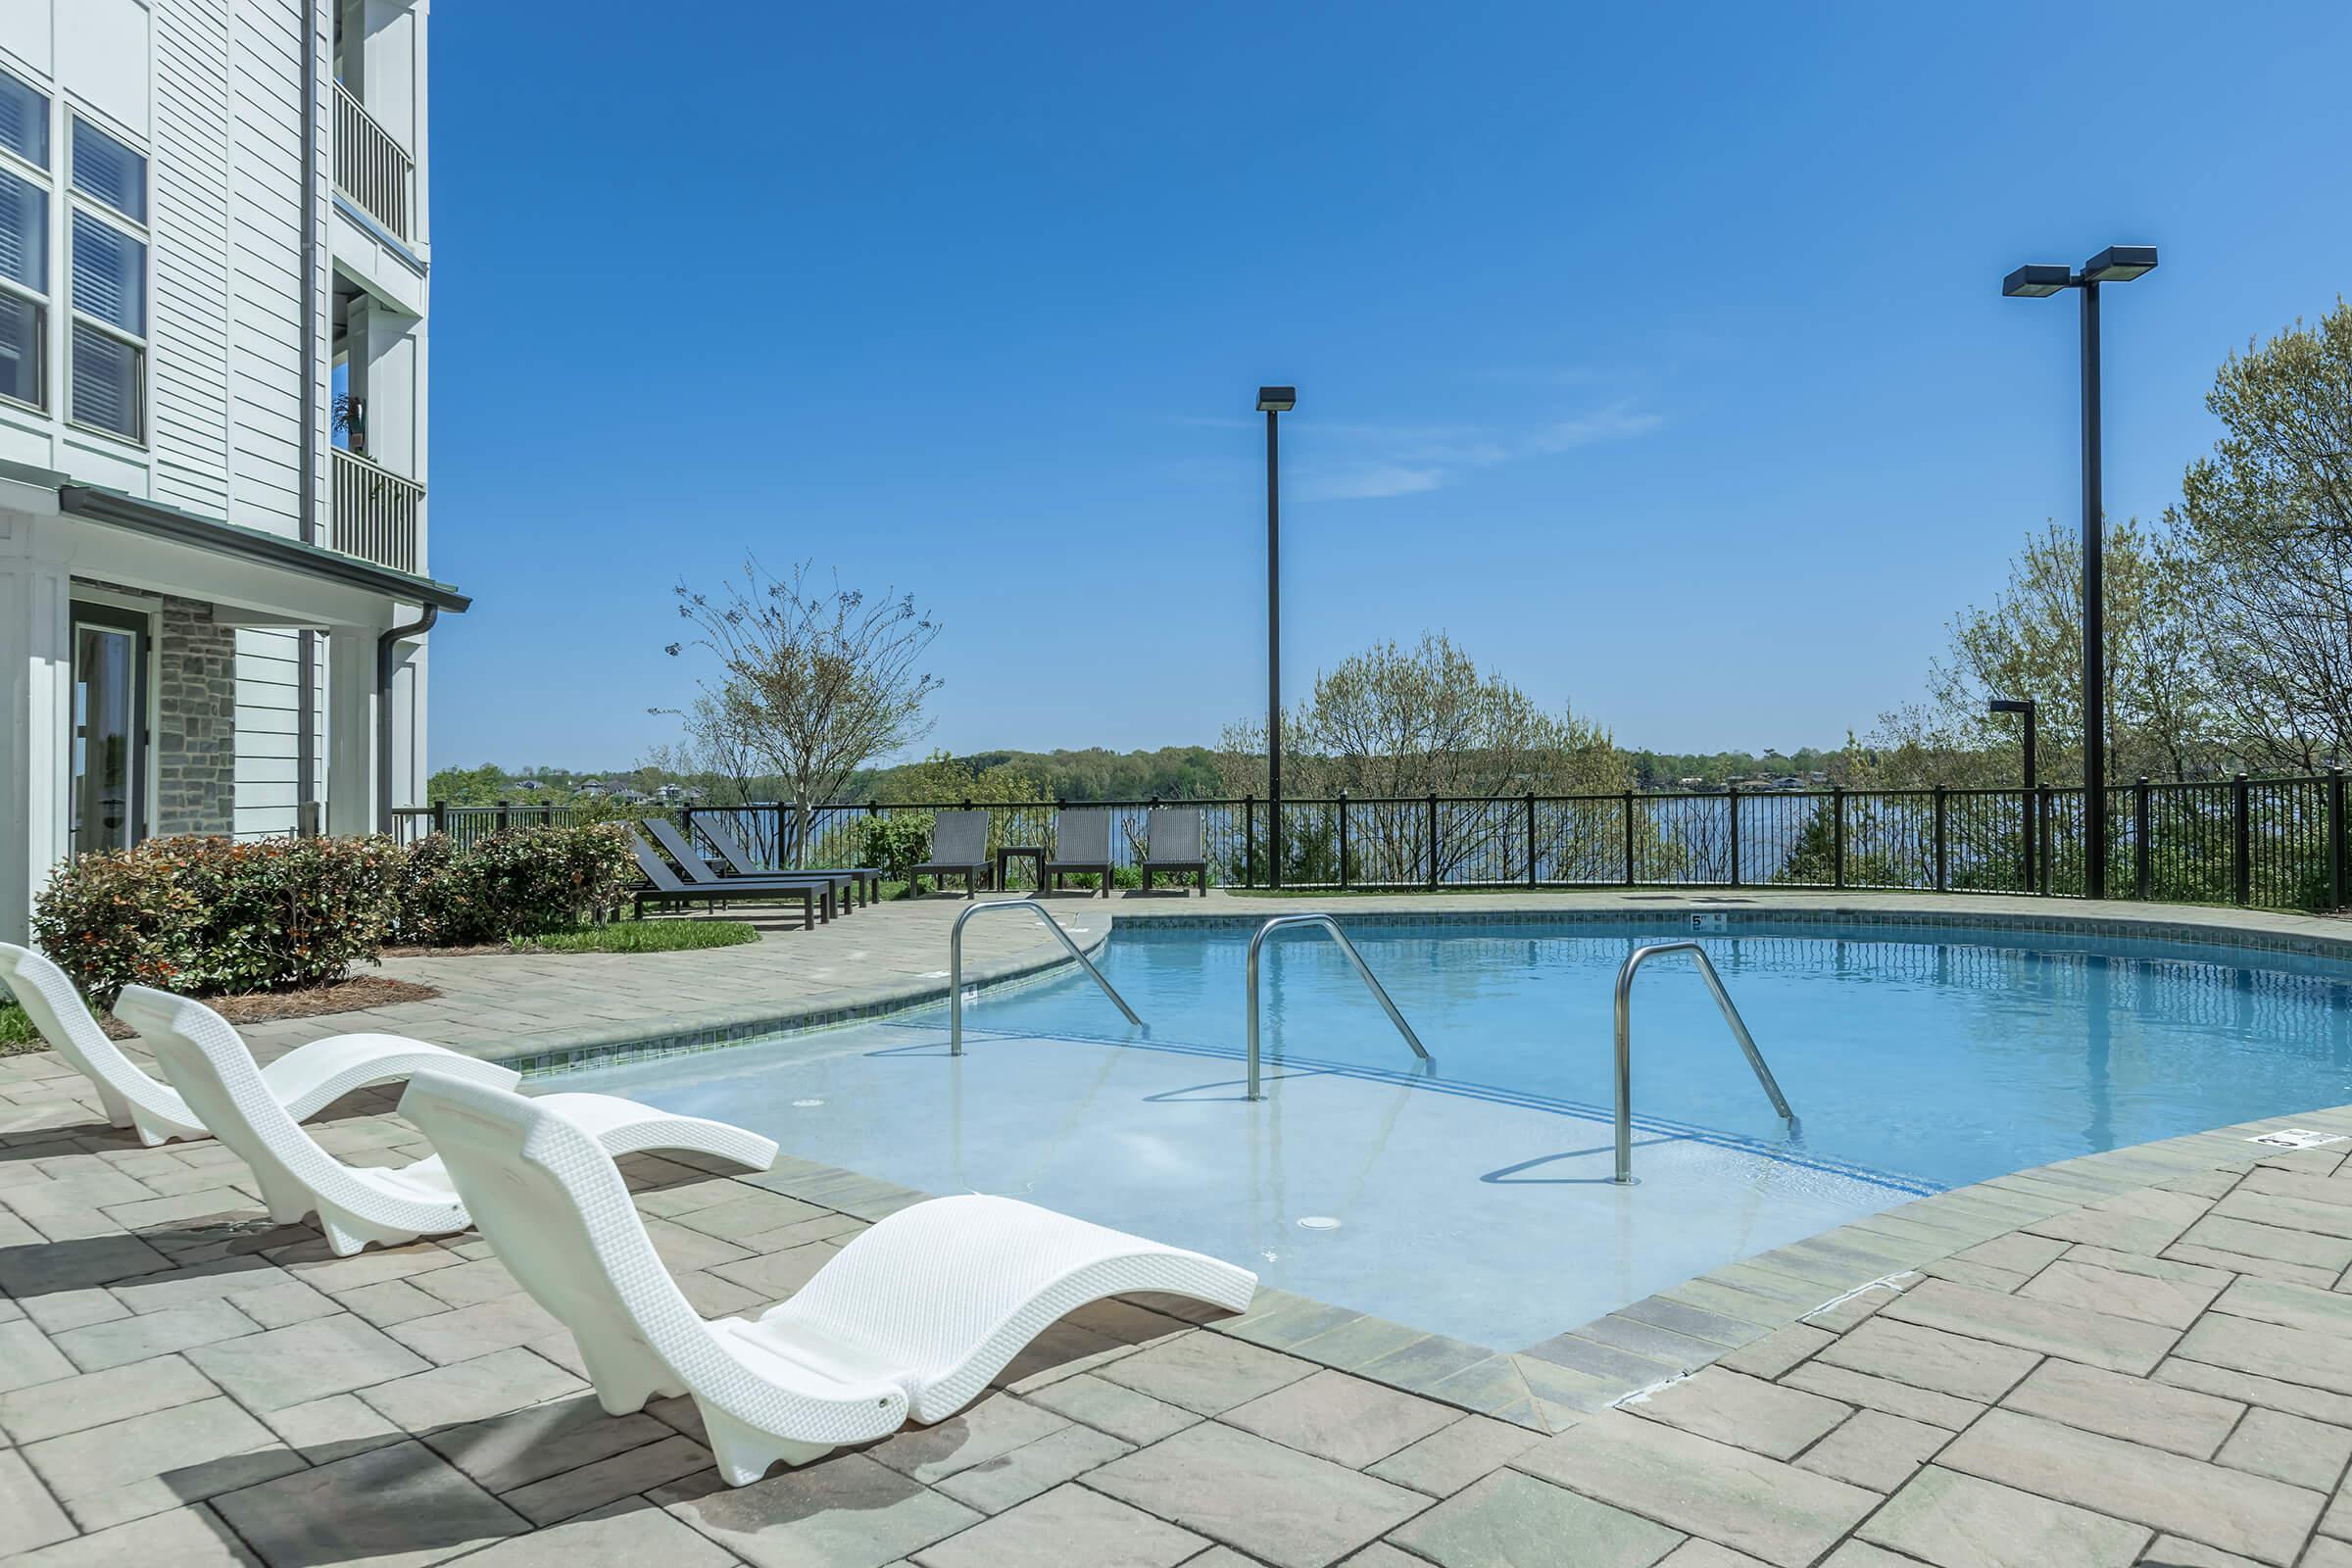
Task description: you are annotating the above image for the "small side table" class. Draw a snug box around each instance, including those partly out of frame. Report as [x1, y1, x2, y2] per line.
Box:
[996, 846, 1046, 894]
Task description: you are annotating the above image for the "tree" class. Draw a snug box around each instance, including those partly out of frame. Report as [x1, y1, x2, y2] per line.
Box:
[667, 562, 943, 864]
[1871, 519, 2219, 784]
[1215, 633, 1634, 882]
[2171, 300, 2352, 771]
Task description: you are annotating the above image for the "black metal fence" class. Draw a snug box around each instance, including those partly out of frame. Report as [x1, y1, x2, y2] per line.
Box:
[389, 770, 2352, 912]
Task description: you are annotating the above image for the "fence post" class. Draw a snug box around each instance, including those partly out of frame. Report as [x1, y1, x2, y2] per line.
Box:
[1426, 792, 1439, 890]
[1728, 784, 1740, 887]
[2332, 766, 2347, 911]
[1526, 791, 1538, 888]
[2233, 772, 2252, 906]
[2134, 777, 2152, 901]
[432, 798, 447, 835]
[2037, 784, 2053, 895]
[1622, 790, 1636, 887]
[1244, 796, 1256, 888]
[497, 799, 513, 833]
[2022, 781, 2036, 895]
[1832, 784, 1845, 889]
[1338, 792, 1350, 891]
[1934, 784, 1948, 892]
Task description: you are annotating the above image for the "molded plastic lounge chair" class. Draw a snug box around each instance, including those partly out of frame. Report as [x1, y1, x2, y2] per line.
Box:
[110, 986, 778, 1255]
[913, 809, 992, 898]
[690, 816, 886, 908]
[399, 1071, 1257, 1486]
[625, 832, 824, 928]
[1045, 808, 1114, 898]
[643, 818, 877, 913]
[0, 942, 517, 1148]
[1141, 808, 1210, 896]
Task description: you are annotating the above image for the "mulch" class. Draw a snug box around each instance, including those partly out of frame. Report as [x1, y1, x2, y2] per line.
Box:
[84, 973, 442, 1040]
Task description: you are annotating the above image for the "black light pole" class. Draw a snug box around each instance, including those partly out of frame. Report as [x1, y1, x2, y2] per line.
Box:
[1257, 386, 1296, 888]
[2002, 245, 2157, 900]
[1990, 698, 2038, 892]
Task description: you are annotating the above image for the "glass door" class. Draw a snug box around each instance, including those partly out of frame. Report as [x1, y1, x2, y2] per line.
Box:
[71, 605, 147, 855]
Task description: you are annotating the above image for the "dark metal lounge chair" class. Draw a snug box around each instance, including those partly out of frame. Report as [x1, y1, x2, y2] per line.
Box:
[691, 815, 887, 906]
[626, 836, 822, 930]
[913, 810, 992, 899]
[646, 818, 877, 913]
[1045, 808, 1113, 898]
[1141, 807, 1209, 895]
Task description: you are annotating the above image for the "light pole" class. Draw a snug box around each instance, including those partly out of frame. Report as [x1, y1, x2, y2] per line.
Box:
[1990, 697, 2038, 892]
[2002, 245, 2157, 900]
[1257, 386, 1296, 888]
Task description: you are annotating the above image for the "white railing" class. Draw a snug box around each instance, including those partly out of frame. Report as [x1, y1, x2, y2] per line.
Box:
[331, 447, 422, 574]
[334, 81, 414, 241]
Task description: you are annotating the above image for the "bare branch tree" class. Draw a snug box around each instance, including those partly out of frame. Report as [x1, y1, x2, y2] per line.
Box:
[667, 561, 943, 864]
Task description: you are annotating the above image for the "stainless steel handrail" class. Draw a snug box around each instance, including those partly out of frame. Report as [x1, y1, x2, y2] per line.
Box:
[1245, 914, 1431, 1101]
[1613, 941, 1794, 1183]
[949, 899, 1141, 1054]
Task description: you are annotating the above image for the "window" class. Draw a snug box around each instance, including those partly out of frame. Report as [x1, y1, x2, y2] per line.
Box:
[67, 115, 145, 440]
[0, 72, 48, 412]
[0, 71, 44, 169]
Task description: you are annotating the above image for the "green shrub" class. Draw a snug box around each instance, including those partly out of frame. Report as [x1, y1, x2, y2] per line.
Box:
[389, 831, 492, 946]
[856, 814, 932, 884]
[391, 823, 637, 944]
[33, 835, 398, 1003]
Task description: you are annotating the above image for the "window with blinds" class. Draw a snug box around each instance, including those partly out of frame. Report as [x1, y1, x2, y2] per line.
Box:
[66, 113, 146, 441]
[0, 70, 47, 414]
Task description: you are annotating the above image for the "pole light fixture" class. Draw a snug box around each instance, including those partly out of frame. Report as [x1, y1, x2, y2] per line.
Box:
[1257, 387, 1297, 887]
[1990, 698, 2039, 893]
[2001, 244, 2158, 900]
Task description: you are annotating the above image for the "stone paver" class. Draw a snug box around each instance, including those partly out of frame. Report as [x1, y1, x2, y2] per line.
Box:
[1389, 1467, 1683, 1568]
[1222, 1367, 1462, 1469]
[1857, 1466, 2150, 1566]
[909, 1482, 1207, 1568]
[1627, 1368, 1851, 1460]
[1792, 1409, 1950, 1493]
[662, 1452, 981, 1568]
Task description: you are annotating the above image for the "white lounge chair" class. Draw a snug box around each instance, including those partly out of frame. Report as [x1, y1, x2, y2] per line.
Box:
[109, 986, 779, 1256]
[0, 941, 517, 1147]
[399, 1072, 1258, 1486]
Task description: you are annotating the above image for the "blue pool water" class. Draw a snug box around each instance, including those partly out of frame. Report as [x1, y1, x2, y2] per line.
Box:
[546, 916, 2352, 1349]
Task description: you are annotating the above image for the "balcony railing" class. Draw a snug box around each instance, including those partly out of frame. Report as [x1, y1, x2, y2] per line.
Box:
[332, 447, 422, 574]
[333, 81, 414, 241]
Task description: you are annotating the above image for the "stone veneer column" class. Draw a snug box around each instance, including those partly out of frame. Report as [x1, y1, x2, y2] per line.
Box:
[154, 597, 238, 836]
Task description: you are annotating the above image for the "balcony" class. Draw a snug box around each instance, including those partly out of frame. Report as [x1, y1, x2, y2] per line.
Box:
[331, 447, 422, 574]
[334, 81, 414, 241]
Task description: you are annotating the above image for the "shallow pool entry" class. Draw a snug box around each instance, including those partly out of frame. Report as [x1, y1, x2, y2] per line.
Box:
[543, 916, 2352, 1348]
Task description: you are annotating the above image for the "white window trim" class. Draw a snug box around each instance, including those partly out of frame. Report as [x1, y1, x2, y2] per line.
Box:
[0, 65, 52, 417]
[63, 107, 149, 448]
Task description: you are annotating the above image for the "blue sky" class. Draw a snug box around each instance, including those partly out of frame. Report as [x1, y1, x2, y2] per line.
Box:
[426, 1, 2352, 771]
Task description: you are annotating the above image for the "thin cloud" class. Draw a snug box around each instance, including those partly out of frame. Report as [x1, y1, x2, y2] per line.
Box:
[1301, 464, 1446, 501]
[1531, 403, 1666, 451]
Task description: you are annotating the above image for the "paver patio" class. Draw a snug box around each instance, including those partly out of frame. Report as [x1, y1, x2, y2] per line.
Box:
[12, 889, 2352, 1564]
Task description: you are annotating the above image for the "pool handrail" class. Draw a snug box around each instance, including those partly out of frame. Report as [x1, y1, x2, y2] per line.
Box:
[948, 898, 1141, 1054]
[1245, 914, 1431, 1102]
[1613, 940, 1794, 1184]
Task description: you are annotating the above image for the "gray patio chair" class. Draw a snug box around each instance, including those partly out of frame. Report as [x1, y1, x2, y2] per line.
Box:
[1045, 808, 1114, 899]
[625, 832, 823, 929]
[913, 809, 992, 899]
[696, 815, 882, 905]
[649, 817, 879, 911]
[1141, 807, 1209, 895]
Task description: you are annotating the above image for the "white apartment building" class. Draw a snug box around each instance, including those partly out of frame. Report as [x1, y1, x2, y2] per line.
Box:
[0, 0, 459, 942]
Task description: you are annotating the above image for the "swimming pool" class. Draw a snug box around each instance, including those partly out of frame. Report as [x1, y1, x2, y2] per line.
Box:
[544, 913, 2352, 1349]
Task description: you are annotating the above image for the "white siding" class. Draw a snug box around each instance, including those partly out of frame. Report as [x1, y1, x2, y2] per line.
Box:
[153, 0, 234, 516]
[223, 0, 320, 541]
[232, 623, 317, 838]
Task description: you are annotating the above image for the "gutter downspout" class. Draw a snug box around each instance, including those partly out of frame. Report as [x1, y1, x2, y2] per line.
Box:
[377, 605, 435, 834]
[296, 0, 322, 830]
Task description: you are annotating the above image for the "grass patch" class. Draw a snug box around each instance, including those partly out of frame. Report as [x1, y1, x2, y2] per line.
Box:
[2, 1000, 39, 1055]
[517, 918, 760, 955]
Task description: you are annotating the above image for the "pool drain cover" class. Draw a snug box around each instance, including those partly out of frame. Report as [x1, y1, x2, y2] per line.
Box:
[793, 1100, 825, 1108]
[1297, 1216, 1342, 1231]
